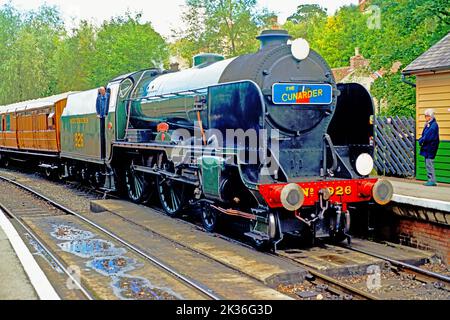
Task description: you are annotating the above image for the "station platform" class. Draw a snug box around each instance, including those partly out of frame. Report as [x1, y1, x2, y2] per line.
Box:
[388, 178, 450, 213]
[0, 209, 59, 300]
[0, 221, 38, 300]
[385, 178, 449, 265]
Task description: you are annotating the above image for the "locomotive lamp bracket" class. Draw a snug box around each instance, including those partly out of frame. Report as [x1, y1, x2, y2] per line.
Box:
[334, 88, 341, 97]
[318, 188, 331, 219]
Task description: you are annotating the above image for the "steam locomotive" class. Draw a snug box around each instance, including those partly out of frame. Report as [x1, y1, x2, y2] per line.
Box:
[0, 30, 393, 249]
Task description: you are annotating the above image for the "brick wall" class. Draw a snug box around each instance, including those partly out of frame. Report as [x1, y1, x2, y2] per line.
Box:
[397, 219, 450, 265]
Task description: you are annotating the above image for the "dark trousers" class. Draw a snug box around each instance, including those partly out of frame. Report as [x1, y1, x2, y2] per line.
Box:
[425, 158, 436, 184]
[100, 117, 106, 160]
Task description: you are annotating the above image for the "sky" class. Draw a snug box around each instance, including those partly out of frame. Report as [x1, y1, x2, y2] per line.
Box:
[1, 0, 359, 40]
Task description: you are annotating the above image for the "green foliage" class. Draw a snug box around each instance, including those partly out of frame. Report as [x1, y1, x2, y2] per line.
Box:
[0, 3, 21, 61]
[285, 5, 368, 68]
[285, 4, 327, 42]
[284, 0, 450, 116]
[366, 0, 449, 116]
[0, 5, 169, 105]
[173, 0, 274, 65]
[90, 12, 169, 86]
[287, 4, 327, 24]
[371, 74, 416, 117]
[0, 4, 64, 103]
[53, 21, 96, 92]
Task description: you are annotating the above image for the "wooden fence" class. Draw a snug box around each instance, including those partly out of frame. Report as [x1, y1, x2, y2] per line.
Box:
[374, 116, 415, 177]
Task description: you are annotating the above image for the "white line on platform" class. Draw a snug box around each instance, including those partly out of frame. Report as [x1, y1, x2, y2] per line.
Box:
[0, 209, 60, 300]
[392, 194, 450, 213]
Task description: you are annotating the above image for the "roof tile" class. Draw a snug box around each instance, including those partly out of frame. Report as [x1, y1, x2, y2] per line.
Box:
[403, 32, 450, 74]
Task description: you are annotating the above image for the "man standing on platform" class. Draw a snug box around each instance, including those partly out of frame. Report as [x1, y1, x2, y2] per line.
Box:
[419, 109, 440, 186]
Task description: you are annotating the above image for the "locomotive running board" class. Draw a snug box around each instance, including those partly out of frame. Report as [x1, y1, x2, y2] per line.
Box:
[132, 165, 199, 186]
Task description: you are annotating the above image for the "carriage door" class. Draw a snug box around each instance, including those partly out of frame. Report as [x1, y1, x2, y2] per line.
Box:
[31, 110, 38, 150]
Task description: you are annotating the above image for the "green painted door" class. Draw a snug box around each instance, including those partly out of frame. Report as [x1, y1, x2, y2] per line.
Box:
[416, 141, 450, 183]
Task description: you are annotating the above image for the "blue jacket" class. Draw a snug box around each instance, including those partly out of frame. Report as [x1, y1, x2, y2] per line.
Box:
[96, 93, 110, 118]
[419, 119, 440, 159]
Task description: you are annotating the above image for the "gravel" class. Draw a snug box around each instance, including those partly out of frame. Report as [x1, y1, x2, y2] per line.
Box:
[335, 270, 450, 300]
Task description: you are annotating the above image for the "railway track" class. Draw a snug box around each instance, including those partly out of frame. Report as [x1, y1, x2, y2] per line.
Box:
[0, 174, 221, 300]
[342, 245, 450, 286]
[272, 251, 381, 300]
[0, 169, 375, 300]
[1, 204, 93, 300]
[0, 168, 448, 300]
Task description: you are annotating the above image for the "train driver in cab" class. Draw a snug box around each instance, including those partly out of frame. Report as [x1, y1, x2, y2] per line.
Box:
[96, 86, 110, 160]
[96, 86, 110, 118]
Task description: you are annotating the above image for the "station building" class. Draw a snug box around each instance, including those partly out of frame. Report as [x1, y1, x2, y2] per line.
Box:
[403, 32, 450, 184]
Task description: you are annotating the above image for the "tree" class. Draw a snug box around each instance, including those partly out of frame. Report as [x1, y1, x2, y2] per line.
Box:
[371, 74, 416, 117]
[53, 21, 96, 92]
[284, 4, 327, 42]
[284, 0, 450, 116]
[0, 4, 64, 104]
[0, 3, 21, 62]
[90, 12, 169, 87]
[364, 0, 449, 115]
[287, 4, 327, 24]
[174, 0, 274, 65]
[0, 30, 47, 103]
[0, 4, 22, 104]
[0, 6, 170, 104]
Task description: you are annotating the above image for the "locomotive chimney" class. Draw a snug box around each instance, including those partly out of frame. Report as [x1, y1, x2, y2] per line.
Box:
[257, 29, 291, 50]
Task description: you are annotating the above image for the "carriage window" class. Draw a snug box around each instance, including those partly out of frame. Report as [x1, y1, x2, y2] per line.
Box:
[47, 113, 55, 130]
[6, 114, 10, 131]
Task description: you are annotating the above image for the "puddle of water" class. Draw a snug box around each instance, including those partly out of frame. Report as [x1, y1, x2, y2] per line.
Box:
[113, 276, 181, 300]
[25, 233, 64, 274]
[48, 223, 181, 300]
[58, 239, 126, 258]
[87, 256, 137, 276]
[51, 224, 94, 241]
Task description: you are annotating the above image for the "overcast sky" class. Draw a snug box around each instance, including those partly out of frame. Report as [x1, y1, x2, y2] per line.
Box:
[1, 0, 359, 39]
